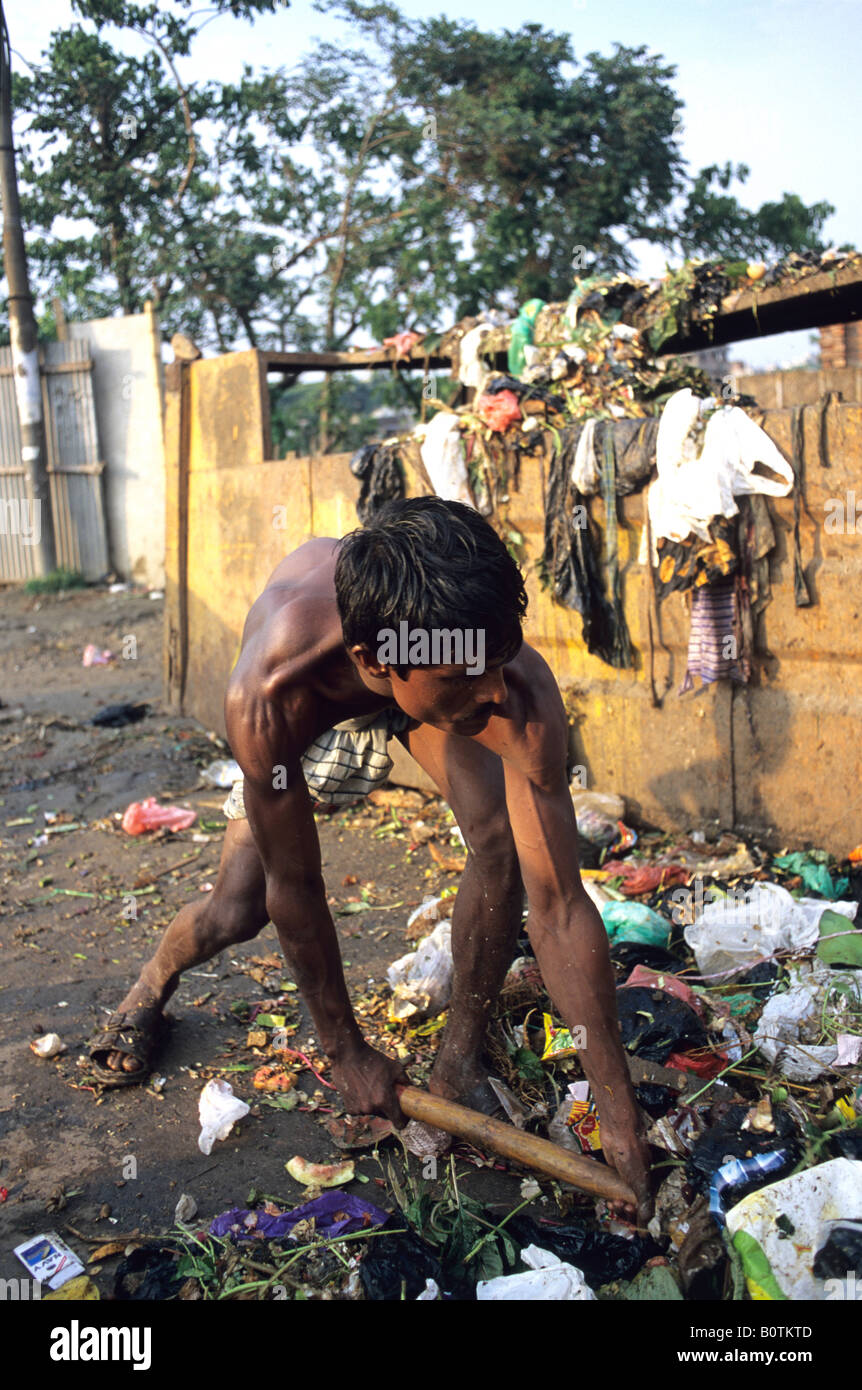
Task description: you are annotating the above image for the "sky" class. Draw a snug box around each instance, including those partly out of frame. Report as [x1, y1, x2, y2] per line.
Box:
[9, 0, 861, 367]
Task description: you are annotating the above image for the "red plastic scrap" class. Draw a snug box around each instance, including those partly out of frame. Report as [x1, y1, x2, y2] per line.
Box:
[619, 965, 705, 1016]
[121, 797, 197, 835]
[601, 860, 689, 896]
[476, 389, 522, 432]
[382, 331, 423, 359]
[665, 1049, 728, 1079]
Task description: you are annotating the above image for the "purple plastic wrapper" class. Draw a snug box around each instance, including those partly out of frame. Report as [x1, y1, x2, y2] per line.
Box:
[210, 1192, 391, 1241]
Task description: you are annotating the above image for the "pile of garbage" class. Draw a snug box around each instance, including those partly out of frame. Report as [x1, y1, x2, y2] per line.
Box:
[363, 787, 862, 1300]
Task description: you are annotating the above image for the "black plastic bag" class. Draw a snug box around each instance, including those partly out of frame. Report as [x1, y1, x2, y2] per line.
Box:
[616, 986, 707, 1062]
[634, 1083, 677, 1119]
[609, 941, 682, 975]
[813, 1221, 862, 1280]
[359, 1220, 443, 1301]
[506, 1214, 657, 1289]
[114, 1245, 185, 1300]
[91, 702, 150, 728]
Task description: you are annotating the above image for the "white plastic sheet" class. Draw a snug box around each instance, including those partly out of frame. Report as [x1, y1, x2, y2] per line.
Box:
[648, 388, 794, 550]
[726, 1158, 862, 1299]
[476, 1245, 596, 1301]
[197, 1079, 250, 1155]
[683, 880, 857, 977]
[418, 412, 474, 507]
[753, 960, 862, 1080]
[386, 920, 454, 1021]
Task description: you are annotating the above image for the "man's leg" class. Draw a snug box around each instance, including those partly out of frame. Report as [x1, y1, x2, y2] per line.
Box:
[400, 725, 524, 1106]
[97, 819, 269, 1074]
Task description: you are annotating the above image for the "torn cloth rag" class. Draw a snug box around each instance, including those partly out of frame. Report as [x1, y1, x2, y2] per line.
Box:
[680, 577, 743, 694]
[223, 708, 409, 814]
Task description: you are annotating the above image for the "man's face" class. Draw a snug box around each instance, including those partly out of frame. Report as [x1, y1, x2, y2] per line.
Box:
[387, 659, 511, 735]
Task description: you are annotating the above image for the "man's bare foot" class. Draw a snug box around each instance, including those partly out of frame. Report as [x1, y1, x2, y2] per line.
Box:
[429, 1051, 501, 1116]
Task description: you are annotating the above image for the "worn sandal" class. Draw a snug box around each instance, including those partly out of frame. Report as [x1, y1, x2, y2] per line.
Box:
[86, 1012, 170, 1088]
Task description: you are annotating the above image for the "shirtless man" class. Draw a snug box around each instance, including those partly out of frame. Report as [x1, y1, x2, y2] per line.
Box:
[89, 497, 651, 1218]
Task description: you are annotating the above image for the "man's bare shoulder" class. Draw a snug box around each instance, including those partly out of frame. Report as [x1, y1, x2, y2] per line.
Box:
[477, 643, 568, 777]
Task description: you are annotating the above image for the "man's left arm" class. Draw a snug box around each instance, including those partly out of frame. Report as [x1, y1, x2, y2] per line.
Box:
[499, 701, 653, 1221]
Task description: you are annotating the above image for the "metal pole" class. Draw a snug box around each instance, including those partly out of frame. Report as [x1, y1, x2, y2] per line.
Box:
[0, 1, 56, 574]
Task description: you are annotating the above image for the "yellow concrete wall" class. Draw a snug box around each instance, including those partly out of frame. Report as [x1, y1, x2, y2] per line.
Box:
[166, 349, 862, 855]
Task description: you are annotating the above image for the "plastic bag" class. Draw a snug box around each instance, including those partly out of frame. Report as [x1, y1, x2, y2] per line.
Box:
[197, 1079, 250, 1155]
[476, 1245, 596, 1301]
[602, 901, 671, 948]
[418, 412, 473, 506]
[726, 1158, 862, 1300]
[507, 1215, 655, 1287]
[683, 881, 857, 977]
[476, 389, 522, 433]
[202, 759, 242, 788]
[507, 298, 546, 376]
[359, 1222, 443, 1301]
[616, 986, 706, 1063]
[386, 921, 453, 1021]
[619, 965, 704, 1015]
[405, 895, 452, 941]
[753, 960, 862, 1080]
[82, 643, 113, 666]
[122, 797, 197, 835]
[813, 1220, 862, 1280]
[686, 1103, 799, 1195]
[570, 789, 624, 846]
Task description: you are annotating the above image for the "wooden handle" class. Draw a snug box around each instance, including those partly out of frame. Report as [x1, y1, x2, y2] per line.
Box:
[398, 1085, 637, 1207]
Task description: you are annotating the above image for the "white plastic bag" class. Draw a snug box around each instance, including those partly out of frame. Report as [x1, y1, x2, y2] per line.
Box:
[649, 389, 793, 548]
[418, 413, 474, 507]
[726, 1158, 862, 1300]
[570, 789, 624, 846]
[753, 960, 862, 1080]
[202, 758, 242, 788]
[683, 881, 857, 977]
[386, 921, 453, 1021]
[405, 895, 452, 938]
[197, 1079, 250, 1155]
[476, 1245, 596, 1301]
[457, 323, 495, 392]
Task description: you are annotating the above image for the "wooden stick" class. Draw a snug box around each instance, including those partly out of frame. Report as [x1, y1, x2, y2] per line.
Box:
[397, 1085, 637, 1206]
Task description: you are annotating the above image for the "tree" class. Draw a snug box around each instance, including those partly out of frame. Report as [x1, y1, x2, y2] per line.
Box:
[676, 162, 835, 262]
[8, 0, 841, 373]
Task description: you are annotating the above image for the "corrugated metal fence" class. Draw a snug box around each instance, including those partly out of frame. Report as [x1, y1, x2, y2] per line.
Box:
[0, 339, 109, 582]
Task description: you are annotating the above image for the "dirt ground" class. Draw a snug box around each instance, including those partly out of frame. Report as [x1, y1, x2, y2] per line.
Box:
[0, 582, 534, 1291]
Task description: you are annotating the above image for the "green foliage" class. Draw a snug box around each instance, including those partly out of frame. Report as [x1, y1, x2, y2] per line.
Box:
[24, 568, 86, 593]
[678, 162, 835, 261]
[8, 1, 838, 361]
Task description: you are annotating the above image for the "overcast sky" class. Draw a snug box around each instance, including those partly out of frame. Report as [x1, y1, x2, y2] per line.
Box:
[9, 0, 860, 367]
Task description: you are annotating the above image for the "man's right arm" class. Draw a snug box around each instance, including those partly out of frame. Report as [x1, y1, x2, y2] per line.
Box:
[225, 689, 407, 1122]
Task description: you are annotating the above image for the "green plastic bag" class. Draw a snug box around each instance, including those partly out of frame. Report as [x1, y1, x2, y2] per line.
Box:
[507, 298, 546, 376]
[601, 901, 670, 948]
[773, 851, 849, 899]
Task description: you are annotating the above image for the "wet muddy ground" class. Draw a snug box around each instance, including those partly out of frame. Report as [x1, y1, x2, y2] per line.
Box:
[0, 584, 534, 1292]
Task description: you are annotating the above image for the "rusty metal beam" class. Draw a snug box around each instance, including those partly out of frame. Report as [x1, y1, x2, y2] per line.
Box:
[644, 262, 862, 355]
[262, 347, 453, 374]
[261, 262, 862, 377]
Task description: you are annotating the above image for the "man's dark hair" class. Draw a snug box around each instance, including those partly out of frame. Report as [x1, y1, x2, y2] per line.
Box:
[334, 497, 527, 664]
